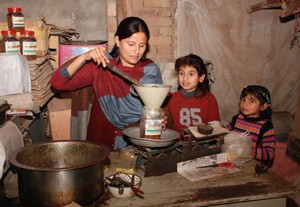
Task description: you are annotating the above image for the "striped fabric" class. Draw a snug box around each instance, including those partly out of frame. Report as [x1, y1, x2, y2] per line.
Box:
[227, 114, 276, 162]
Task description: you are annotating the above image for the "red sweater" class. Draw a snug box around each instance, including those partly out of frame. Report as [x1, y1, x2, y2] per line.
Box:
[166, 90, 220, 134]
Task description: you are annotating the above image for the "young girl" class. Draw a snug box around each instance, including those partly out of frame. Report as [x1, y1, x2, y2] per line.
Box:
[165, 53, 221, 135]
[227, 85, 276, 165]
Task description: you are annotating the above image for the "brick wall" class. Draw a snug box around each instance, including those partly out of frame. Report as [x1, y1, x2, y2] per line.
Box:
[106, 0, 176, 62]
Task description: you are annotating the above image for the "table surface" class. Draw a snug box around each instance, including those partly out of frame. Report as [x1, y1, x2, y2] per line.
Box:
[89, 151, 299, 207]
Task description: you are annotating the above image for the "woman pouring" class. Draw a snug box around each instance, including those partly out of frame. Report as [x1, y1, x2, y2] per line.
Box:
[50, 17, 165, 150]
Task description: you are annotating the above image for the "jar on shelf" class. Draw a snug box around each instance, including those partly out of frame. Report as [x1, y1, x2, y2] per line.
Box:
[19, 30, 37, 60]
[7, 7, 25, 32]
[0, 30, 20, 54]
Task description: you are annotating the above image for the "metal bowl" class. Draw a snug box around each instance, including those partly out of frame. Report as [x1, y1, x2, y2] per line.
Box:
[123, 127, 180, 148]
[105, 173, 142, 199]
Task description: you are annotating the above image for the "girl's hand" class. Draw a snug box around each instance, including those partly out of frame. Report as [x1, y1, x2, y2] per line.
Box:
[84, 48, 110, 67]
[162, 110, 168, 130]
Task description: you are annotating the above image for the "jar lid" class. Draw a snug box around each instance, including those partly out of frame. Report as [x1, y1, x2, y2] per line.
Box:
[1, 30, 17, 35]
[20, 30, 35, 36]
[8, 8, 22, 12]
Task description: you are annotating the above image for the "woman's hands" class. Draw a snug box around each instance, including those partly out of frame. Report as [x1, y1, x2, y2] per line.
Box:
[83, 48, 110, 67]
[67, 48, 110, 76]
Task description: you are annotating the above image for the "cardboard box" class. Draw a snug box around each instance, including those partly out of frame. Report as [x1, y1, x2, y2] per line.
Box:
[0, 19, 51, 57]
[47, 98, 71, 140]
[286, 132, 300, 164]
[49, 35, 60, 69]
[59, 40, 107, 66]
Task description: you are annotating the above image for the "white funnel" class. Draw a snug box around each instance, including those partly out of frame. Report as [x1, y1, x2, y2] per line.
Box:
[133, 84, 171, 109]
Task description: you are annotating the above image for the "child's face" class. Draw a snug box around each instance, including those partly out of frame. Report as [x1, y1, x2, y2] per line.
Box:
[178, 65, 205, 92]
[239, 93, 267, 118]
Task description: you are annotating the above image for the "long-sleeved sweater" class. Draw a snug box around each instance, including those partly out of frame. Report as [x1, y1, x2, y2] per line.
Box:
[227, 114, 276, 162]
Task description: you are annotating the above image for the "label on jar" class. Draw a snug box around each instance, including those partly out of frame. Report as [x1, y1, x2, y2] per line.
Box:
[12, 16, 25, 28]
[22, 41, 37, 55]
[145, 119, 163, 136]
[5, 41, 20, 53]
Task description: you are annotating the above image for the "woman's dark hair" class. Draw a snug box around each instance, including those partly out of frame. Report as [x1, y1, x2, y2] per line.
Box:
[240, 85, 273, 120]
[109, 16, 150, 61]
[175, 53, 210, 96]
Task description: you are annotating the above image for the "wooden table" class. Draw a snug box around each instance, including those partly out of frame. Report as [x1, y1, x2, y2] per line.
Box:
[90, 151, 299, 207]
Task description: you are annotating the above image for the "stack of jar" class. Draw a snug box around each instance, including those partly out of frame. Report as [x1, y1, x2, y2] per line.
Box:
[0, 7, 37, 61]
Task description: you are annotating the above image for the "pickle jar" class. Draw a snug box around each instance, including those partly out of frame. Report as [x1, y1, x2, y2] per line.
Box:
[7, 7, 25, 32]
[19, 30, 37, 60]
[0, 30, 20, 54]
[139, 106, 163, 139]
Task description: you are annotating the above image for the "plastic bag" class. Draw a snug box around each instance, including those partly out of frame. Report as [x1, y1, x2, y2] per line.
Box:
[222, 131, 252, 164]
[119, 145, 137, 162]
[0, 53, 31, 96]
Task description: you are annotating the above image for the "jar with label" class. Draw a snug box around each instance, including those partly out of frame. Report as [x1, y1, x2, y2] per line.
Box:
[140, 106, 163, 139]
[7, 8, 25, 32]
[19, 30, 37, 60]
[0, 30, 20, 54]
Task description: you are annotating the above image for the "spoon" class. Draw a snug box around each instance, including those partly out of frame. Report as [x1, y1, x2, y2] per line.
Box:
[106, 63, 144, 87]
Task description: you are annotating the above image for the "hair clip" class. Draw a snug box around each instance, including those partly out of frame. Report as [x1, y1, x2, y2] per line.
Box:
[260, 91, 271, 104]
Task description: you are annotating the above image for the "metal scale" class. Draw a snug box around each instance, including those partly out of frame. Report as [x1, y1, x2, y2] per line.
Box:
[124, 129, 224, 177]
[123, 84, 226, 177]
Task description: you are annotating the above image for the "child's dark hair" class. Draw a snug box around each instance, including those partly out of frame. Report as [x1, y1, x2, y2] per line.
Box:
[175, 54, 210, 96]
[240, 85, 273, 120]
[110, 16, 150, 61]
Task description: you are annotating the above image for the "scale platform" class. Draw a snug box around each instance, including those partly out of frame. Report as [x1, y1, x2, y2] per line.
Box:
[131, 128, 225, 177]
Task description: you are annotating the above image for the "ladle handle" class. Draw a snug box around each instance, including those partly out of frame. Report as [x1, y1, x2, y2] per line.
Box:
[106, 63, 144, 87]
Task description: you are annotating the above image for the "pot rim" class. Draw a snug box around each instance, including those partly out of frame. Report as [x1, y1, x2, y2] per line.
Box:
[9, 140, 110, 172]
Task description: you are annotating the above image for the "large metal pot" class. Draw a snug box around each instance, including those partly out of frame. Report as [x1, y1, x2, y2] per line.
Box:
[9, 140, 110, 207]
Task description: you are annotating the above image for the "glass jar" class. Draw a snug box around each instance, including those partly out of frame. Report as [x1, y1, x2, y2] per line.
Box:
[140, 106, 163, 139]
[0, 30, 20, 54]
[7, 7, 25, 32]
[19, 30, 37, 60]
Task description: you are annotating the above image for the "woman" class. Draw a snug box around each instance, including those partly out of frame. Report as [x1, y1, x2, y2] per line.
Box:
[50, 17, 163, 150]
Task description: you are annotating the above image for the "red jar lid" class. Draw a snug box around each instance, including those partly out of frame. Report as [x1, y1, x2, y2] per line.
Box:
[8, 8, 22, 13]
[1, 30, 17, 35]
[20, 30, 35, 36]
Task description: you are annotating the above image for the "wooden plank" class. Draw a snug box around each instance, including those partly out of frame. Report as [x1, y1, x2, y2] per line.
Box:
[47, 98, 71, 140]
[248, 1, 283, 13]
[87, 152, 299, 207]
[281, 0, 300, 17]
